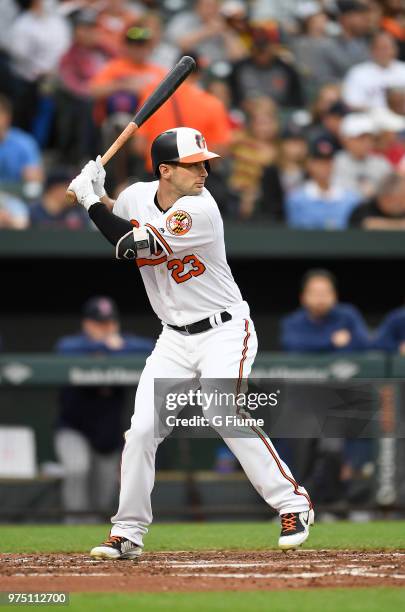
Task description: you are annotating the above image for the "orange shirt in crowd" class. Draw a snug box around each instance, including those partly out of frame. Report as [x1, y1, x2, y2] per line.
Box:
[90, 57, 165, 124]
[138, 82, 232, 172]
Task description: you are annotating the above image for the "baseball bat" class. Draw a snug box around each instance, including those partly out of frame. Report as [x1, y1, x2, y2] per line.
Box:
[66, 55, 196, 204]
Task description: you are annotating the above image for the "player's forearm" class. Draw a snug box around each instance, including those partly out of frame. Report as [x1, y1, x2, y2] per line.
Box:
[88, 202, 158, 260]
[88, 202, 133, 246]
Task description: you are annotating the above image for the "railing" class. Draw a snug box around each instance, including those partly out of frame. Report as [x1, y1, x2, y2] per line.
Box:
[2, 227, 405, 258]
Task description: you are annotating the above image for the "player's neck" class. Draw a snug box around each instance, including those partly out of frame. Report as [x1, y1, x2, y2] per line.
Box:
[156, 185, 182, 212]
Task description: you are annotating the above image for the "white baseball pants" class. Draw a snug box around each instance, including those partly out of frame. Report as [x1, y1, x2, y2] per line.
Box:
[110, 302, 312, 546]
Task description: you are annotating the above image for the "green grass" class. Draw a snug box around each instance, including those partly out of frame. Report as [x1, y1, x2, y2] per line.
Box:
[3, 589, 404, 612]
[1, 521, 405, 553]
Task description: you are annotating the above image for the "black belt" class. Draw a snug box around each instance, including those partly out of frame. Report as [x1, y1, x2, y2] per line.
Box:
[168, 311, 232, 334]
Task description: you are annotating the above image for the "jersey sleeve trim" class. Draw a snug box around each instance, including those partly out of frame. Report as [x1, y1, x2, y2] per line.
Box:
[145, 223, 173, 255]
[137, 255, 168, 268]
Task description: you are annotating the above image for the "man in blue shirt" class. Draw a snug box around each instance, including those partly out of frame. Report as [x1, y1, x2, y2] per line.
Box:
[286, 136, 361, 229]
[281, 268, 370, 352]
[280, 269, 372, 509]
[372, 306, 405, 352]
[0, 94, 43, 199]
[54, 296, 155, 518]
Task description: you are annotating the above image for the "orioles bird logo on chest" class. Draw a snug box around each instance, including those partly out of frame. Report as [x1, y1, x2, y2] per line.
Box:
[166, 210, 192, 235]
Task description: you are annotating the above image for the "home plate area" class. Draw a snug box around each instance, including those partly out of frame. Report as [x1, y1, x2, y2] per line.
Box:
[1, 551, 405, 592]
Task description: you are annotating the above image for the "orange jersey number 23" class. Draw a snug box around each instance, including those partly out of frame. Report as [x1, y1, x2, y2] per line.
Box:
[167, 254, 206, 284]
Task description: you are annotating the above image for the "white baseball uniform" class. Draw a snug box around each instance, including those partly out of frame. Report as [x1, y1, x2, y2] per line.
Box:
[109, 180, 312, 546]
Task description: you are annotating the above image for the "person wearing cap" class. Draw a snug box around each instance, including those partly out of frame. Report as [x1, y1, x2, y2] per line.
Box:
[318, 0, 371, 83]
[68, 125, 315, 557]
[29, 169, 89, 229]
[370, 106, 405, 168]
[308, 100, 350, 151]
[348, 172, 405, 229]
[342, 31, 405, 110]
[333, 113, 392, 199]
[286, 135, 361, 229]
[89, 24, 165, 127]
[54, 296, 155, 518]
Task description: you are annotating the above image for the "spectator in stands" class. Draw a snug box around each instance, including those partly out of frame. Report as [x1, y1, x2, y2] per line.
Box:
[320, 0, 371, 82]
[89, 25, 165, 129]
[7, 0, 71, 134]
[372, 303, 405, 352]
[166, 0, 247, 64]
[333, 113, 391, 199]
[230, 26, 305, 109]
[0, 94, 43, 200]
[323, 0, 370, 81]
[291, 2, 333, 94]
[342, 31, 405, 109]
[54, 296, 154, 516]
[136, 52, 231, 175]
[309, 100, 350, 151]
[259, 121, 308, 222]
[141, 11, 179, 69]
[310, 83, 343, 127]
[286, 136, 361, 229]
[0, 191, 29, 229]
[349, 172, 405, 228]
[281, 269, 370, 352]
[371, 106, 405, 167]
[96, 0, 141, 53]
[0, 0, 19, 98]
[381, 0, 405, 61]
[57, 9, 116, 163]
[229, 97, 279, 219]
[307, 100, 350, 151]
[29, 169, 89, 229]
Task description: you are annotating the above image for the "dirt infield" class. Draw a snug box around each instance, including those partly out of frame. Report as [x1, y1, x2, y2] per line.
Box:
[1, 550, 405, 592]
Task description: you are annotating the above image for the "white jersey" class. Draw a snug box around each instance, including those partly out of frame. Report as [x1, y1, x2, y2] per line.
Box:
[113, 180, 243, 326]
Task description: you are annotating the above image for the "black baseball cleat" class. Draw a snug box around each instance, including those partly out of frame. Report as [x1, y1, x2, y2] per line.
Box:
[90, 535, 142, 560]
[278, 509, 315, 550]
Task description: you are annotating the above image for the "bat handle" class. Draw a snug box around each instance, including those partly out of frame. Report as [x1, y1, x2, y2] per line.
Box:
[65, 122, 139, 204]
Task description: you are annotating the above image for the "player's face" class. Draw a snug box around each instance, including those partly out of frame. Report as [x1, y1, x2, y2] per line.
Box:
[301, 277, 337, 319]
[168, 161, 209, 196]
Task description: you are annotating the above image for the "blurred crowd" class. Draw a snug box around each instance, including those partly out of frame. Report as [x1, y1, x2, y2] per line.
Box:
[2, 0, 405, 228]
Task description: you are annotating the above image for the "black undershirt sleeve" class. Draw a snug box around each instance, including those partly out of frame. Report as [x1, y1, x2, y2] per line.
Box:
[88, 202, 133, 246]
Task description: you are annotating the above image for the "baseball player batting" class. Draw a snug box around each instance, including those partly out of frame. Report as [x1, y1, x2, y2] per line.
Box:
[68, 127, 314, 559]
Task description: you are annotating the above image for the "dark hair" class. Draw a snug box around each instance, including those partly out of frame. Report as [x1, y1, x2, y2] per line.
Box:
[0, 94, 12, 115]
[301, 269, 338, 292]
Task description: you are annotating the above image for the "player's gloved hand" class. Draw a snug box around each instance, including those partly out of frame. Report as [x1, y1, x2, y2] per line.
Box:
[68, 172, 100, 211]
[81, 155, 106, 198]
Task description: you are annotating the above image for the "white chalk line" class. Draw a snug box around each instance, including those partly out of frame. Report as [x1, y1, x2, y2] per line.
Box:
[170, 569, 405, 580]
[12, 572, 122, 577]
